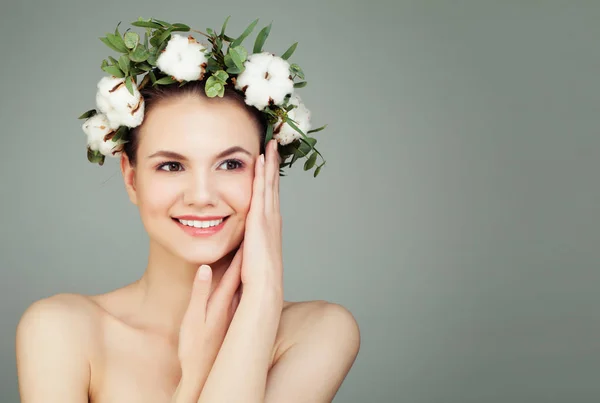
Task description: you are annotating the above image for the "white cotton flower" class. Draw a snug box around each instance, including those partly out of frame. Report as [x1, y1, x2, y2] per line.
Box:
[156, 34, 208, 81]
[234, 52, 294, 110]
[82, 113, 115, 150]
[95, 76, 145, 128]
[98, 137, 125, 157]
[274, 94, 312, 145]
[82, 113, 124, 157]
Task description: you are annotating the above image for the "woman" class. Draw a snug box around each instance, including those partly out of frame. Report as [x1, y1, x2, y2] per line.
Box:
[15, 17, 360, 403]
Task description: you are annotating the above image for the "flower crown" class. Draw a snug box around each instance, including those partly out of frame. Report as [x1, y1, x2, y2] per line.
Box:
[78, 17, 327, 177]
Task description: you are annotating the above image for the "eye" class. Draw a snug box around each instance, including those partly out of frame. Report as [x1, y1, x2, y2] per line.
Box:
[218, 159, 244, 171]
[157, 161, 183, 172]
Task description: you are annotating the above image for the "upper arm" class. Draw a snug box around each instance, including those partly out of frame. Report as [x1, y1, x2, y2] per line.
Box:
[16, 294, 92, 403]
[264, 302, 361, 403]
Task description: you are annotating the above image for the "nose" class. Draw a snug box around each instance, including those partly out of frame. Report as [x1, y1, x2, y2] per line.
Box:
[182, 168, 218, 207]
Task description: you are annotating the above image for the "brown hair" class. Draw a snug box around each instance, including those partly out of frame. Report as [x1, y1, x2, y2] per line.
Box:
[124, 79, 268, 166]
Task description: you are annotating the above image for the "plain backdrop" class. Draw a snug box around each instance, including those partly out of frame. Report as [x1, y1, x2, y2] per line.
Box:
[2, 1, 600, 402]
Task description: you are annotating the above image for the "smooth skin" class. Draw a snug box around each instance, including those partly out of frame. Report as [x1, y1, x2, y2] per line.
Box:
[16, 95, 360, 403]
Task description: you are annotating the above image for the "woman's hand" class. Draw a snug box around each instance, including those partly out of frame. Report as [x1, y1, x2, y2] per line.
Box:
[240, 139, 284, 296]
[177, 245, 243, 379]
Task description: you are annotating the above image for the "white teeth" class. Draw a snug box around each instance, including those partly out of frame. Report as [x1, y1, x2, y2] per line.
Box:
[178, 218, 224, 228]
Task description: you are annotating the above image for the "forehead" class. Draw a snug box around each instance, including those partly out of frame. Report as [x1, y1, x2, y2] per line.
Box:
[137, 95, 261, 156]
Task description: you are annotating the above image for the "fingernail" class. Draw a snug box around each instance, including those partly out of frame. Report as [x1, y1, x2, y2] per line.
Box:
[260, 154, 265, 165]
[198, 265, 211, 280]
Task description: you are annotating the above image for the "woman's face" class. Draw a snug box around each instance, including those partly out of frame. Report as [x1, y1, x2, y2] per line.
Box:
[121, 94, 261, 265]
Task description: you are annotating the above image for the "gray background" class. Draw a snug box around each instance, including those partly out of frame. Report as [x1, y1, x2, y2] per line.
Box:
[1, 0, 599, 402]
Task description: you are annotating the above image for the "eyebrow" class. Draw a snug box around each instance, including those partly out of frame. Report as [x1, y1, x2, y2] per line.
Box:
[147, 146, 253, 161]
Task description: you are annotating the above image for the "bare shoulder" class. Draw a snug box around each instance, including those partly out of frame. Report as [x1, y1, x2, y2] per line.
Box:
[278, 300, 361, 356]
[265, 300, 361, 402]
[16, 293, 102, 401]
[17, 292, 100, 333]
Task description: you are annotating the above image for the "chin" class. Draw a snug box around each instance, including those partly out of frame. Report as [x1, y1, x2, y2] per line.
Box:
[175, 238, 242, 265]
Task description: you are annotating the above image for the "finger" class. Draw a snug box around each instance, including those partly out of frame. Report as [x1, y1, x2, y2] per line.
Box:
[207, 244, 243, 313]
[273, 142, 280, 215]
[251, 152, 265, 216]
[182, 265, 212, 324]
[264, 140, 277, 213]
[229, 285, 242, 317]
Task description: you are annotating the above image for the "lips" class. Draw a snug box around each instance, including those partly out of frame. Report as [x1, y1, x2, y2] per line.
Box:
[172, 216, 229, 237]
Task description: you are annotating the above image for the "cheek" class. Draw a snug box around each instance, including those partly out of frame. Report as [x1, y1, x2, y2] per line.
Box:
[223, 175, 254, 213]
[136, 174, 178, 215]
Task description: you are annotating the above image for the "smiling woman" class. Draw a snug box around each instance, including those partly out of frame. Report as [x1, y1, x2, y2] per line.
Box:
[15, 17, 360, 403]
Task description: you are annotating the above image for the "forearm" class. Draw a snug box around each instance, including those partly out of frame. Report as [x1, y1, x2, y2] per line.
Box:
[170, 370, 208, 403]
[197, 285, 283, 403]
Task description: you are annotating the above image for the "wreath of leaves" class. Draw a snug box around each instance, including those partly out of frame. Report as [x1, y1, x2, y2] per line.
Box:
[78, 16, 326, 177]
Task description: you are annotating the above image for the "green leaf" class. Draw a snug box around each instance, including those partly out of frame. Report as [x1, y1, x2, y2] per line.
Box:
[281, 42, 298, 60]
[154, 76, 177, 85]
[206, 27, 215, 36]
[293, 81, 307, 88]
[125, 76, 135, 95]
[206, 58, 221, 73]
[289, 152, 300, 167]
[112, 125, 128, 142]
[106, 33, 128, 53]
[158, 27, 174, 45]
[313, 164, 322, 177]
[124, 32, 140, 49]
[87, 147, 106, 165]
[114, 21, 122, 36]
[118, 55, 130, 75]
[102, 65, 125, 78]
[78, 109, 97, 119]
[100, 36, 123, 53]
[172, 23, 190, 32]
[149, 70, 157, 84]
[129, 45, 150, 62]
[108, 56, 119, 66]
[307, 124, 327, 134]
[298, 137, 316, 154]
[149, 31, 162, 47]
[136, 62, 153, 72]
[289, 63, 305, 80]
[205, 75, 224, 97]
[233, 45, 248, 61]
[226, 65, 243, 75]
[253, 22, 272, 53]
[220, 16, 231, 36]
[147, 53, 158, 66]
[213, 70, 229, 83]
[101, 59, 109, 69]
[157, 37, 169, 54]
[152, 18, 173, 28]
[265, 123, 274, 144]
[228, 46, 245, 70]
[285, 117, 307, 139]
[231, 18, 258, 48]
[131, 20, 162, 29]
[304, 151, 317, 170]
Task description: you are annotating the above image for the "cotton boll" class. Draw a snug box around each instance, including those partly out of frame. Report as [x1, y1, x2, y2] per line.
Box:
[97, 137, 125, 157]
[157, 34, 208, 81]
[82, 113, 116, 151]
[235, 52, 294, 110]
[95, 76, 145, 128]
[274, 94, 312, 145]
[108, 98, 145, 128]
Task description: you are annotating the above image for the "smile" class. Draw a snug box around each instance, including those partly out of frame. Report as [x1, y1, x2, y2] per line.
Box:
[172, 216, 229, 237]
[177, 218, 224, 228]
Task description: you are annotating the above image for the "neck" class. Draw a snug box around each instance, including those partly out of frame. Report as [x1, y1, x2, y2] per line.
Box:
[130, 238, 238, 340]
